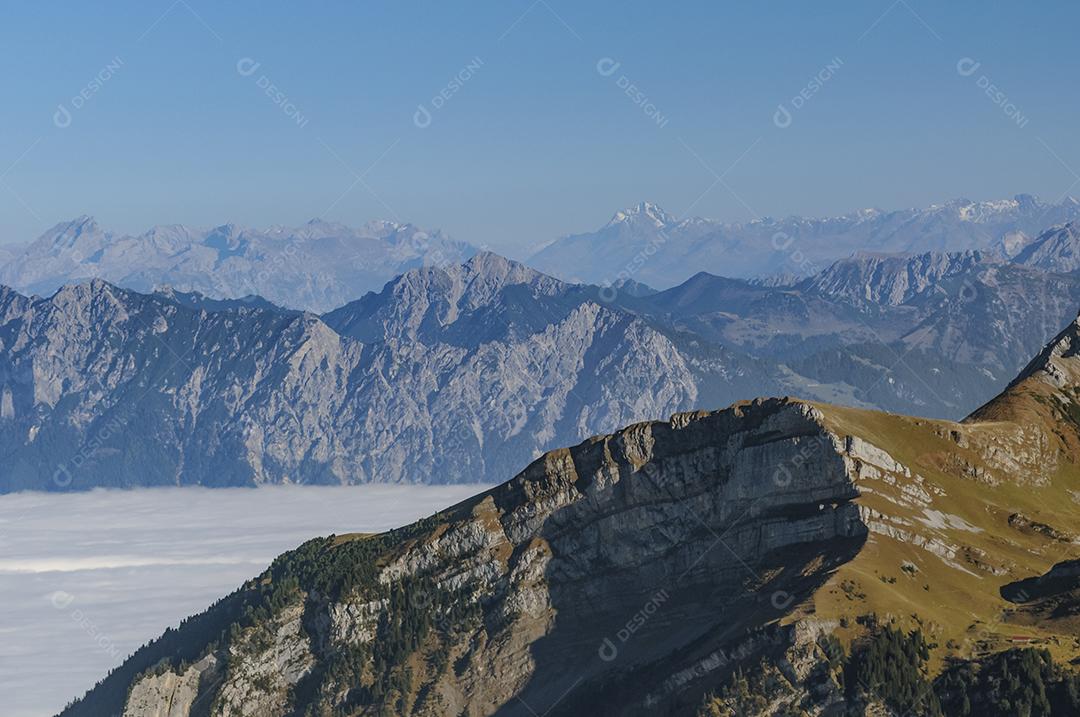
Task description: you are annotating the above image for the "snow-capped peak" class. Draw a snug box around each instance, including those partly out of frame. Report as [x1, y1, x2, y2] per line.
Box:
[607, 201, 675, 229]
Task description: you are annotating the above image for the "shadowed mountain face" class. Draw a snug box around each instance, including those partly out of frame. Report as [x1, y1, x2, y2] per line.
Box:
[0, 216, 478, 312]
[529, 195, 1080, 288]
[60, 313, 1080, 717]
[0, 254, 782, 492]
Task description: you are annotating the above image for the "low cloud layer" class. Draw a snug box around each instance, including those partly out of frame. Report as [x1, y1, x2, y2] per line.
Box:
[0, 484, 488, 717]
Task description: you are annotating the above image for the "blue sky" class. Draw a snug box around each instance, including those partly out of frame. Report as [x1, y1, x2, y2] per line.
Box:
[1, 1, 1078, 254]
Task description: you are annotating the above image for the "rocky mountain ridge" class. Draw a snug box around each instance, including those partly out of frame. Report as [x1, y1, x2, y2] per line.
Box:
[59, 312, 1080, 716]
[0, 253, 779, 492]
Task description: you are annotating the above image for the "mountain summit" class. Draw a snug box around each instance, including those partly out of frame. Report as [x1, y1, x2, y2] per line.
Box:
[606, 201, 676, 228]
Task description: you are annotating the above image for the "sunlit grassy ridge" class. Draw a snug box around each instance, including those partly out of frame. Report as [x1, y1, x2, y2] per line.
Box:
[793, 399, 1080, 672]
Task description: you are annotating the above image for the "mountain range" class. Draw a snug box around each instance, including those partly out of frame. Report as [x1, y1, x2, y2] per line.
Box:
[0, 215, 477, 312]
[0, 253, 780, 492]
[618, 247, 1080, 417]
[529, 195, 1080, 288]
[3, 195, 1080, 314]
[59, 311, 1080, 716]
[8, 242, 1080, 492]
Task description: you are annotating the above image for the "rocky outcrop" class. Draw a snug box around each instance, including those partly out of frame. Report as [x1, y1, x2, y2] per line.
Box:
[123, 655, 218, 717]
[999, 313, 1080, 392]
[1002, 560, 1080, 603]
[215, 603, 314, 716]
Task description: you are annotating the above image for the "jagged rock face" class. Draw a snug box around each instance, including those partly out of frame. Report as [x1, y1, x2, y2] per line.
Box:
[123, 655, 219, 717]
[0, 216, 478, 312]
[0, 256, 781, 492]
[215, 603, 314, 716]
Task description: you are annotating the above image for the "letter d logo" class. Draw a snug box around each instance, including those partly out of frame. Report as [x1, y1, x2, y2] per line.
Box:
[771, 590, 795, 610]
[53, 105, 72, 129]
[413, 104, 432, 129]
[236, 57, 261, 77]
[596, 57, 621, 77]
[773, 104, 792, 129]
[50, 590, 75, 609]
[53, 463, 74, 488]
[956, 57, 981, 77]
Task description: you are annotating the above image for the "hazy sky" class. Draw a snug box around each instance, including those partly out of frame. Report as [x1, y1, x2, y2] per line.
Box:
[0, 484, 488, 717]
[2, 1, 1079, 254]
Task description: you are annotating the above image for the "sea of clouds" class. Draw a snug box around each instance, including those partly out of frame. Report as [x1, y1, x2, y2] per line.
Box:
[0, 484, 489, 717]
